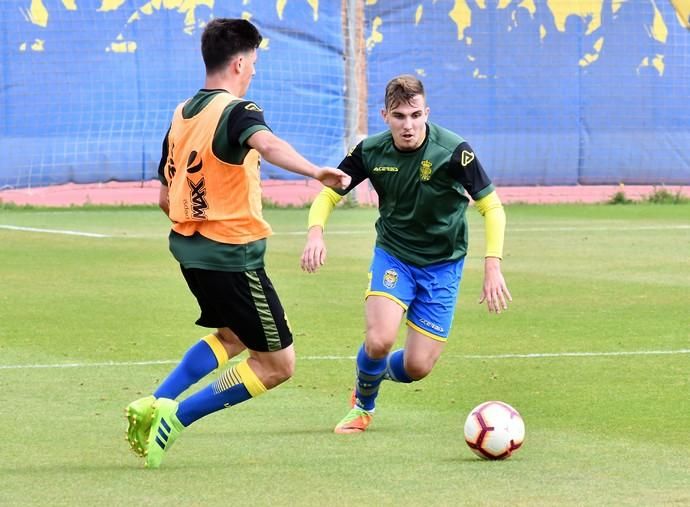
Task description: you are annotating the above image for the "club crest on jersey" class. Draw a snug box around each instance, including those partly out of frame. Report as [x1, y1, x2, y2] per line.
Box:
[419, 160, 432, 181]
[383, 269, 398, 289]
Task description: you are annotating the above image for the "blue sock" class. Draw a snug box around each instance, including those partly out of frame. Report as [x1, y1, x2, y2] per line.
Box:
[354, 344, 387, 411]
[176, 359, 266, 427]
[384, 349, 413, 383]
[154, 339, 223, 399]
[176, 383, 251, 427]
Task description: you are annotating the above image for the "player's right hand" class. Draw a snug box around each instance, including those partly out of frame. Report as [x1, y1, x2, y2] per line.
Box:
[317, 167, 351, 190]
[301, 227, 327, 273]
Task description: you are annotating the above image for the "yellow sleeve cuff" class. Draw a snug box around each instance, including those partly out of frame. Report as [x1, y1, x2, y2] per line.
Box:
[474, 190, 506, 259]
[308, 187, 343, 230]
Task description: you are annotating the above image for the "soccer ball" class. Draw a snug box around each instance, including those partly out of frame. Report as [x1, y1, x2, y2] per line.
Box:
[464, 401, 525, 460]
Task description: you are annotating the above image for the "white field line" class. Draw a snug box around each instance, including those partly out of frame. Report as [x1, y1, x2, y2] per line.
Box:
[510, 225, 690, 233]
[1, 223, 689, 239]
[1, 349, 689, 370]
[0, 224, 111, 238]
[461, 349, 690, 359]
[0, 224, 370, 238]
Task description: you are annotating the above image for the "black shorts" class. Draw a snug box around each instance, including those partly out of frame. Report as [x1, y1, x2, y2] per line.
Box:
[180, 266, 293, 352]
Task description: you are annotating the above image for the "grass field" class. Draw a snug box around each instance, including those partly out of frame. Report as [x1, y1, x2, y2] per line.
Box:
[1, 203, 689, 506]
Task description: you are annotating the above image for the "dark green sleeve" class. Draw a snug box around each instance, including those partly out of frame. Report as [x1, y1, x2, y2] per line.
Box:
[335, 142, 368, 196]
[212, 101, 271, 164]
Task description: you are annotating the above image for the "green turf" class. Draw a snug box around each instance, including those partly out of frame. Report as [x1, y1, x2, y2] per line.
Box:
[0, 204, 689, 506]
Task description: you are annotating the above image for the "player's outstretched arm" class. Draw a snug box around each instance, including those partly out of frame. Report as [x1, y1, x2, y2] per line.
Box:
[247, 130, 350, 190]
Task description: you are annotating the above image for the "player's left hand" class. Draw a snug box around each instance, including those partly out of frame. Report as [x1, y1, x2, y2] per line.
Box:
[479, 257, 512, 314]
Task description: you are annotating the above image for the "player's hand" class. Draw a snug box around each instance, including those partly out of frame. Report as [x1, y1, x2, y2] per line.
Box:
[316, 167, 351, 190]
[479, 257, 512, 314]
[301, 226, 327, 273]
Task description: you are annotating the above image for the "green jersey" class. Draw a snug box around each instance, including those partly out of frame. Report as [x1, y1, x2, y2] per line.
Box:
[338, 122, 494, 266]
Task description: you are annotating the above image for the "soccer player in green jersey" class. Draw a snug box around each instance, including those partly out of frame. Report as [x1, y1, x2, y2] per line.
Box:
[301, 75, 512, 433]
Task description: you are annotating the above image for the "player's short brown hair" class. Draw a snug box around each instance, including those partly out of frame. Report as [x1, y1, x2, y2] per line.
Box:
[384, 75, 425, 111]
[201, 18, 262, 74]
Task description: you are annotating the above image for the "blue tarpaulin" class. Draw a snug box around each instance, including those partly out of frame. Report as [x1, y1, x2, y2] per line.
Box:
[1, 1, 688, 188]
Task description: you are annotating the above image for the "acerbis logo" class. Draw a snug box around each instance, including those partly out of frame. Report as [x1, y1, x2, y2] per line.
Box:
[419, 318, 444, 333]
[461, 150, 475, 166]
[244, 102, 263, 112]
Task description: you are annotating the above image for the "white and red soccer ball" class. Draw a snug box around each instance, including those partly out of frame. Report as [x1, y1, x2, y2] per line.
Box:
[464, 401, 525, 460]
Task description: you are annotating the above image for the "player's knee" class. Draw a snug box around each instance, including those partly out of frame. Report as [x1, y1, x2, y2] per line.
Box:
[258, 352, 295, 389]
[365, 340, 393, 359]
[264, 372, 292, 389]
[405, 357, 436, 380]
[276, 354, 295, 382]
[365, 329, 396, 358]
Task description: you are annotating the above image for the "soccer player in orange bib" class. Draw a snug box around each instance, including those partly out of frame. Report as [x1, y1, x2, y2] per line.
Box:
[125, 18, 350, 468]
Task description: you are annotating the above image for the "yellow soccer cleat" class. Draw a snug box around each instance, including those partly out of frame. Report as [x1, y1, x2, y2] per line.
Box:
[145, 398, 184, 469]
[125, 395, 155, 457]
